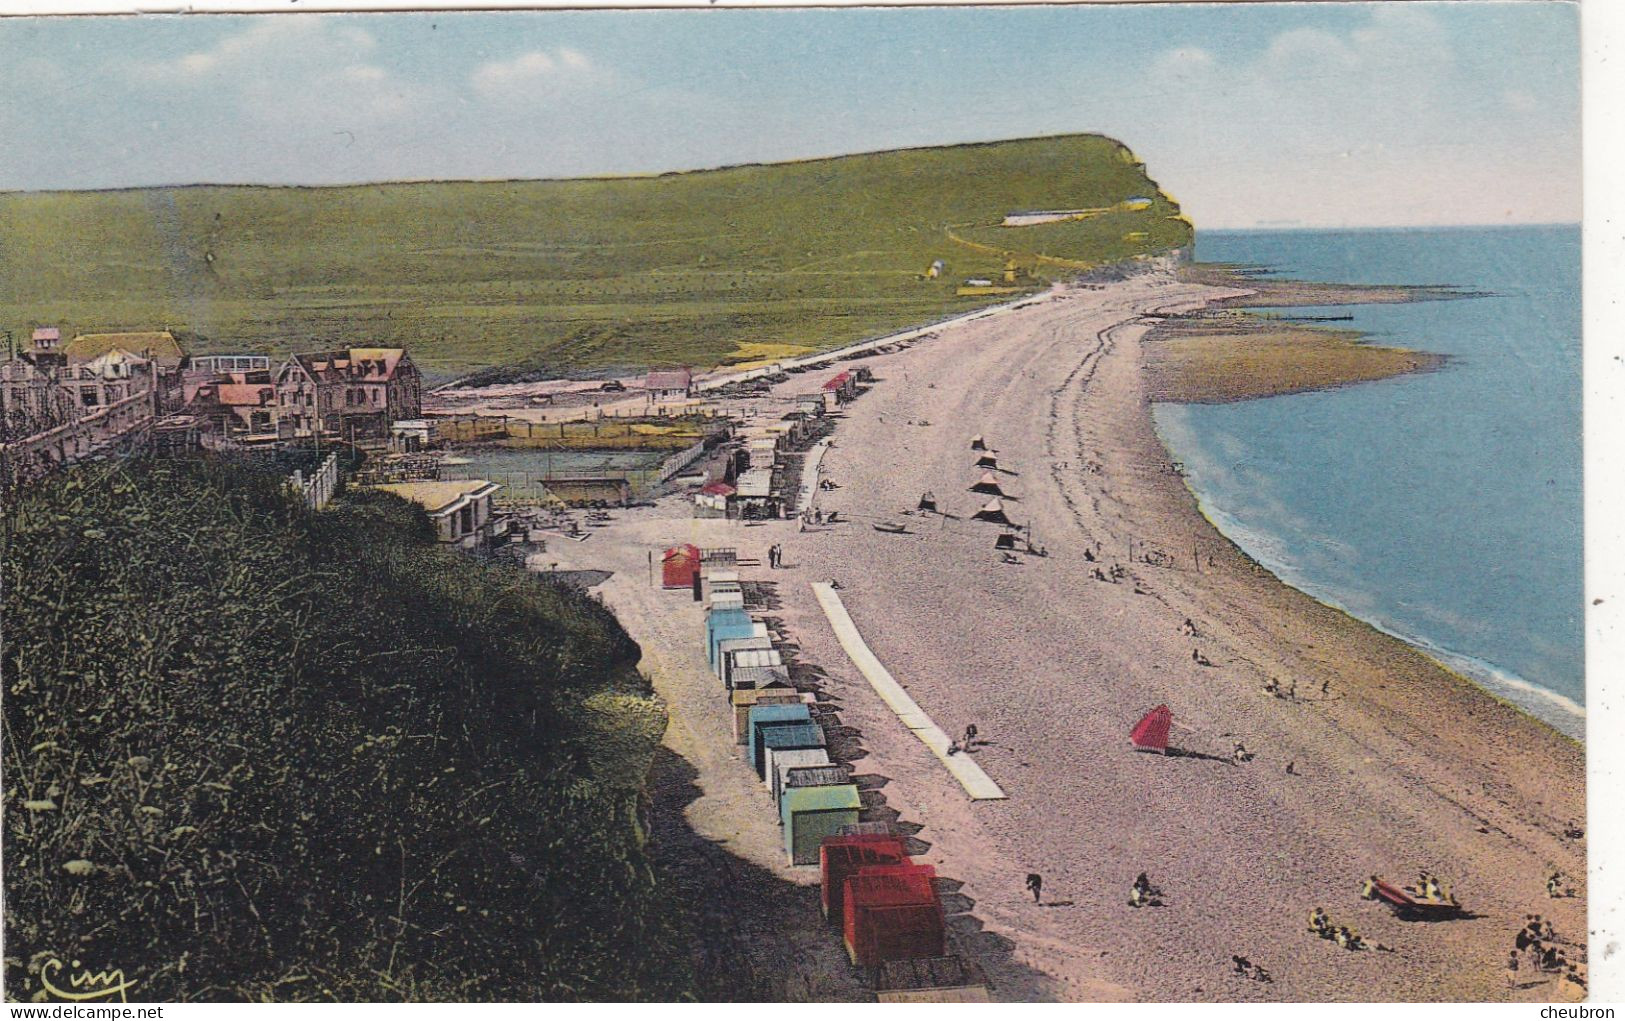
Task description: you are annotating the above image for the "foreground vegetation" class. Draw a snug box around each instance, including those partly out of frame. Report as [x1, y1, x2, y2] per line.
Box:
[2, 459, 699, 1001]
[1, 135, 1189, 380]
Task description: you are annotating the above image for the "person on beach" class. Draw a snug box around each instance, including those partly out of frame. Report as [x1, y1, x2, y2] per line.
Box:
[964, 723, 979, 748]
[1309, 907, 1330, 935]
[1321, 679, 1331, 697]
[1361, 875, 1378, 900]
[1506, 950, 1521, 989]
[1231, 742, 1251, 766]
[1026, 873, 1043, 904]
[1285, 760, 1296, 775]
[1285, 680, 1297, 699]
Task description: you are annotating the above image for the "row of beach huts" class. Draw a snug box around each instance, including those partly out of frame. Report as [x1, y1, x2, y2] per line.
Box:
[660, 543, 991, 1001]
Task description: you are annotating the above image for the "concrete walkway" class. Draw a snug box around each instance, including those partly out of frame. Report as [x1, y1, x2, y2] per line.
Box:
[810, 582, 1006, 801]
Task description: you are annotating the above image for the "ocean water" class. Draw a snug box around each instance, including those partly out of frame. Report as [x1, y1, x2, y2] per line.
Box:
[1153, 225, 1583, 738]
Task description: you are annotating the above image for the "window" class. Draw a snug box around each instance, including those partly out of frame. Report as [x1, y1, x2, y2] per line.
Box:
[81, 389, 99, 408]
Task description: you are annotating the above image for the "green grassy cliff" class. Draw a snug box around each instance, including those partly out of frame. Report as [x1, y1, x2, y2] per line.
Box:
[0, 135, 1189, 380]
[2, 460, 701, 1001]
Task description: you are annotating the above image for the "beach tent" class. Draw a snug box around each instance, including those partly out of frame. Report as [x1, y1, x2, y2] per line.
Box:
[994, 533, 1019, 550]
[974, 454, 998, 469]
[662, 544, 701, 589]
[971, 499, 1014, 525]
[917, 491, 938, 513]
[782, 783, 863, 865]
[969, 472, 1008, 497]
[969, 436, 987, 451]
[1130, 705, 1173, 754]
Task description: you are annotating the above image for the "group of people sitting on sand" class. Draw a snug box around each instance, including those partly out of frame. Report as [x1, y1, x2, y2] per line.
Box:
[1308, 907, 1388, 952]
[1230, 955, 1272, 984]
[1546, 869, 1575, 899]
[1508, 915, 1585, 992]
[1091, 563, 1129, 584]
[1128, 872, 1162, 909]
[946, 723, 980, 756]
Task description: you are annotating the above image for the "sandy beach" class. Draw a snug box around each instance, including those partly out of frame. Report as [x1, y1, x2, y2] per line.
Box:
[546, 272, 1585, 1002]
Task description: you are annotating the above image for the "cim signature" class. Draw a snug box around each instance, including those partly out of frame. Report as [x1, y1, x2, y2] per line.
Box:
[40, 958, 138, 1002]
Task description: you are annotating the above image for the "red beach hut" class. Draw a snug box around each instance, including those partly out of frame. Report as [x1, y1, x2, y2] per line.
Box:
[662, 544, 701, 589]
[821, 835, 910, 921]
[1130, 704, 1172, 754]
[843, 864, 944, 968]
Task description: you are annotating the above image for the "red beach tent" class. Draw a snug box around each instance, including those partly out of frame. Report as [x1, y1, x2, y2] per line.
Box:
[1130, 705, 1172, 754]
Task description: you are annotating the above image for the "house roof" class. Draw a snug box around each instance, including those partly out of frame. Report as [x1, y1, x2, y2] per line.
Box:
[31, 327, 59, 342]
[781, 783, 860, 813]
[215, 384, 276, 406]
[291, 348, 410, 382]
[645, 368, 693, 390]
[699, 481, 736, 496]
[374, 479, 499, 515]
[65, 331, 185, 370]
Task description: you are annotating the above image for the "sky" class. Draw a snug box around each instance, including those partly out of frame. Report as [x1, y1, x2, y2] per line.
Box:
[0, 3, 1581, 229]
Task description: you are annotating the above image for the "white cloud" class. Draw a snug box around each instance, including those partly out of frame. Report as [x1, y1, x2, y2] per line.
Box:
[121, 18, 434, 134]
[471, 47, 607, 102]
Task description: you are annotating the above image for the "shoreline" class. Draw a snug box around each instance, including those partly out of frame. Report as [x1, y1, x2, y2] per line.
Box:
[1152, 439, 1586, 741]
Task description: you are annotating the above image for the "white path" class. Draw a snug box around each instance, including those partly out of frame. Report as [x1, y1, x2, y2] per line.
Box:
[810, 581, 1007, 801]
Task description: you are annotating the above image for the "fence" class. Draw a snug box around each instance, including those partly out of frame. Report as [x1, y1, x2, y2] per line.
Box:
[289, 452, 340, 511]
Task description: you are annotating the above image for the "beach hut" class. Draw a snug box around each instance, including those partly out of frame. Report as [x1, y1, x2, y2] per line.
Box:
[874, 957, 991, 1003]
[755, 719, 826, 779]
[971, 499, 1014, 525]
[969, 472, 1009, 497]
[843, 865, 945, 967]
[768, 748, 834, 807]
[662, 544, 701, 589]
[730, 663, 792, 695]
[715, 635, 773, 680]
[747, 703, 814, 770]
[839, 822, 901, 839]
[782, 783, 863, 865]
[974, 453, 998, 469]
[701, 568, 741, 601]
[782, 764, 852, 808]
[725, 647, 784, 689]
[708, 591, 745, 613]
[821, 835, 910, 921]
[706, 609, 758, 669]
[731, 684, 806, 743]
[1131, 704, 1173, 754]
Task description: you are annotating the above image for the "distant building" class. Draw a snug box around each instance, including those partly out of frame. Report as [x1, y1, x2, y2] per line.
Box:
[188, 380, 278, 438]
[373, 479, 501, 548]
[644, 367, 694, 402]
[189, 354, 271, 376]
[65, 331, 188, 413]
[274, 347, 422, 443]
[1001, 209, 1095, 227]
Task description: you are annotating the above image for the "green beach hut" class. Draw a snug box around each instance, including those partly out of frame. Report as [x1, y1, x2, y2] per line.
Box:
[781, 784, 863, 865]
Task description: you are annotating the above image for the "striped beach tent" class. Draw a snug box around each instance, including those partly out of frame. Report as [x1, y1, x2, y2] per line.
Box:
[1131, 705, 1173, 754]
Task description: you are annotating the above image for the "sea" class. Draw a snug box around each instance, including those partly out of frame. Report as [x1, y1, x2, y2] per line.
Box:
[1152, 225, 1583, 739]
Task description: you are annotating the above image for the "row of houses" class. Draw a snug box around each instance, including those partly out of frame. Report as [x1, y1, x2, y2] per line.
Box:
[658, 547, 988, 1000]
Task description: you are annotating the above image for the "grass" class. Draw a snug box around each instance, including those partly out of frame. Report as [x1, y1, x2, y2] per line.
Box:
[0, 135, 1190, 382]
[2, 458, 711, 1001]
